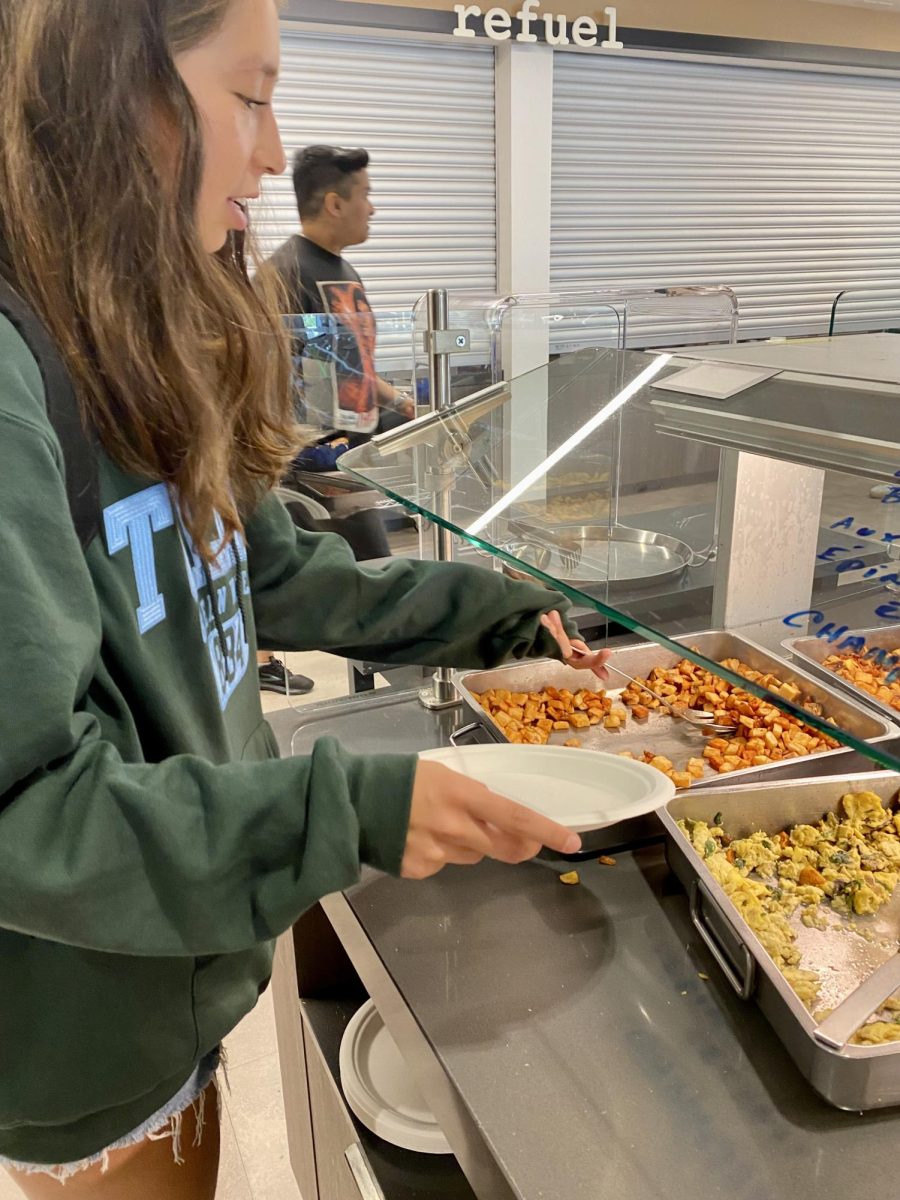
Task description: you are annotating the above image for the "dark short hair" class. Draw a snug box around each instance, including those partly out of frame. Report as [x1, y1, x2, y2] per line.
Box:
[292, 145, 370, 220]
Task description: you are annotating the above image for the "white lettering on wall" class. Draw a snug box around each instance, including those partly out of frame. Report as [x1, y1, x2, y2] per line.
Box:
[515, 0, 540, 43]
[543, 12, 569, 44]
[571, 14, 598, 47]
[453, 3, 481, 36]
[602, 5, 624, 48]
[484, 5, 513, 38]
[452, 3, 624, 49]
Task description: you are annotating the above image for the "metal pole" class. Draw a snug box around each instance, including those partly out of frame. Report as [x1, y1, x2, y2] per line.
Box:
[428, 289, 452, 410]
[420, 288, 463, 710]
[428, 289, 456, 570]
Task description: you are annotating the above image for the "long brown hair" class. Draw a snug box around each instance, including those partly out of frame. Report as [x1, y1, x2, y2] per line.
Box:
[0, 0, 297, 555]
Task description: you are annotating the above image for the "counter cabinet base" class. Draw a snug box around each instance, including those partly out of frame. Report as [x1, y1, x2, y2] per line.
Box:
[272, 910, 479, 1200]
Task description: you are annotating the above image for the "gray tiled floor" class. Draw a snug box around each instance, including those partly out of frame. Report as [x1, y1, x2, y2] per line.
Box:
[0, 1159, 19, 1196]
[219, 986, 302, 1200]
[259, 649, 363, 717]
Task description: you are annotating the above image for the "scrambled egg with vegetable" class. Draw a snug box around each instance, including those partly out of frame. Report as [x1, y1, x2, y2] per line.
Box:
[679, 791, 900, 1041]
[853, 997, 900, 1045]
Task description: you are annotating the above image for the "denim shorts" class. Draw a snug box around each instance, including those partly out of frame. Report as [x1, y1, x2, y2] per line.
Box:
[0, 1047, 223, 1183]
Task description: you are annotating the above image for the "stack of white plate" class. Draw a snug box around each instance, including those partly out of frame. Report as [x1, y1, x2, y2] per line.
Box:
[339, 1000, 452, 1155]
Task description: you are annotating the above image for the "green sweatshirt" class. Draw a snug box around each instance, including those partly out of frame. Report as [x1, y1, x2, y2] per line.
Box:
[0, 313, 571, 1165]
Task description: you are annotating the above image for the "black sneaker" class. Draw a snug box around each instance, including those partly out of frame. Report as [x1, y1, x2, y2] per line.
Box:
[258, 655, 315, 695]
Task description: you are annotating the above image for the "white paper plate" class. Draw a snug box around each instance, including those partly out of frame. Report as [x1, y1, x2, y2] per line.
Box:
[418, 744, 675, 832]
[339, 1000, 452, 1155]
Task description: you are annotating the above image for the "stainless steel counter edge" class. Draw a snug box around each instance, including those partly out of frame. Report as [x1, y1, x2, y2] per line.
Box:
[320, 891, 519, 1200]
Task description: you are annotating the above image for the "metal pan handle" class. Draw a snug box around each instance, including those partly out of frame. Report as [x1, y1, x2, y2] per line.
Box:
[687, 542, 717, 568]
[690, 879, 756, 1001]
[449, 721, 493, 747]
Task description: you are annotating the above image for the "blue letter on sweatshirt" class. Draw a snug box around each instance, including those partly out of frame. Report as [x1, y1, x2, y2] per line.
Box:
[104, 485, 175, 634]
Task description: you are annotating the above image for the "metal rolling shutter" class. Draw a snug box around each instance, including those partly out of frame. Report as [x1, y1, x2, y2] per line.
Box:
[252, 28, 497, 363]
[551, 53, 900, 342]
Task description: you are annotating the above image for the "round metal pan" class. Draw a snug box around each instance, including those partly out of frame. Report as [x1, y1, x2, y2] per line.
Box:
[501, 524, 694, 597]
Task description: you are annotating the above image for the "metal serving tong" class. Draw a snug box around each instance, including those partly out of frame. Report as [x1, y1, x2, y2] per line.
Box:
[604, 663, 735, 737]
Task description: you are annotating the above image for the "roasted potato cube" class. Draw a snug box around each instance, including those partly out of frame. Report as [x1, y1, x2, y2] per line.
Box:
[799, 866, 827, 889]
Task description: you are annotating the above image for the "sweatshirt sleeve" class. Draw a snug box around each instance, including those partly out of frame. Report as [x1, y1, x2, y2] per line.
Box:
[246, 492, 575, 666]
[0, 364, 415, 959]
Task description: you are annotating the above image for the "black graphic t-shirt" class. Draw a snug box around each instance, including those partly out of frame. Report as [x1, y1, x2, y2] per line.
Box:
[264, 235, 378, 434]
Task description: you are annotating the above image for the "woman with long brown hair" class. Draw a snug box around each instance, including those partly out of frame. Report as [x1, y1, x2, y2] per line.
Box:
[0, 1, 607, 1196]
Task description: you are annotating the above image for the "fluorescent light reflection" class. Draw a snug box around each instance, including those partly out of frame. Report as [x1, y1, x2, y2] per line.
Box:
[466, 353, 672, 537]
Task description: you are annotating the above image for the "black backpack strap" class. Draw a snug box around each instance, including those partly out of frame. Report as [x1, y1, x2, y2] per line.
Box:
[0, 277, 99, 549]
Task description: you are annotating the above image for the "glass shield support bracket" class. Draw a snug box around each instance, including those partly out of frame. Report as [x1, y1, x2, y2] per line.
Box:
[420, 288, 467, 711]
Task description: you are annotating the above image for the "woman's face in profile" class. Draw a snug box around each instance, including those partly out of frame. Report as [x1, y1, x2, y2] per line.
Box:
[175, 0, 286, 253]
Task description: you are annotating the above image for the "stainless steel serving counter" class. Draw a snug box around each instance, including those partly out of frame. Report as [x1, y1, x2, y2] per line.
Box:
[272, 692, 900, 1200]
[651, 333, 900, 481]
[328, 849, 900, 1200]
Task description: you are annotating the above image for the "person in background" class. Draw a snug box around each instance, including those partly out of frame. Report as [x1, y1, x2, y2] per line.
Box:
[256, 146, 412, 695]
[262, 144, 415, 440]
[0, 2, 609, 1196]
